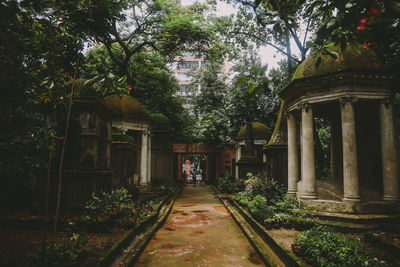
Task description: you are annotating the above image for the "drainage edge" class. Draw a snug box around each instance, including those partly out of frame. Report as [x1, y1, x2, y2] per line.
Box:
[120, 186, 182, 266]
[212, 185, 302, 267]
[99, 186, 182, 267]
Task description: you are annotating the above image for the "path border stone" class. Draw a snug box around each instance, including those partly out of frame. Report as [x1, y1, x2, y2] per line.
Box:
[99, 186, 183, 267]
[210, 185, 305, 267]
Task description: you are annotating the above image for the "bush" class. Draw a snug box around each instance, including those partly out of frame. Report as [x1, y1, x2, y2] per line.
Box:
[38, 232, 89, 266]
[217, 172, 235, 193]
[293, 226, 389, 267]
[244, 173, 285, 205]
[154, 183, 176, 196]
[84, 188, 133, 224]
[247, 195, 276, 221]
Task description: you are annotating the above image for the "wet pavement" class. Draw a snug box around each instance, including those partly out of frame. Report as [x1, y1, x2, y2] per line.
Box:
[135, 185, 263, 266]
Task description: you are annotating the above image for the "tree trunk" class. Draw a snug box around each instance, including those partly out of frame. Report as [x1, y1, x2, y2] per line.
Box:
[285, 31, 293, 75]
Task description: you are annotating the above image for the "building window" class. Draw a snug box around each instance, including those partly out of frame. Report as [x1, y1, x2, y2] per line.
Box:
[175, 72, 190, 81]
[177, 61, 200, 70]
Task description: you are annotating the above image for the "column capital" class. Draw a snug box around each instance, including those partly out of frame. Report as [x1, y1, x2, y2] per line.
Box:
[284, 109, 299, 119]
[380, 98, 392, 107]
[299, 102, 311, 112]
[339, 96, 358, 105]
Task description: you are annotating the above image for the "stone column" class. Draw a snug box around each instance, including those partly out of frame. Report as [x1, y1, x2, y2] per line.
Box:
[340, 98, 360, 201]
[147, 133, 152, 185]
[235, 144, 241, 180]
[287, 112, 299, 195]
[301, 103, 317, 199]
[380, 99, 399, 201]
[140, 130, 148, 186]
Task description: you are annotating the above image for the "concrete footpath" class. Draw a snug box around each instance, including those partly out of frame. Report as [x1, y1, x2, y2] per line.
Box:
[135, 185, 263, 266]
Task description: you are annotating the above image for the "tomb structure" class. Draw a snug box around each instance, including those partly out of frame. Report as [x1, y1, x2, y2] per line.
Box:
[280, 43, 399, 213]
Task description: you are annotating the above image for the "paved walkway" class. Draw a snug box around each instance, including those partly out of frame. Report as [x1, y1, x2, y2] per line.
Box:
[135, 185, 263, 266]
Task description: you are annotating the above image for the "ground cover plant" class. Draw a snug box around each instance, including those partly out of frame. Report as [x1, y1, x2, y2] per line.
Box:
[232, 173, 315, 228]
[0, 186, 177, 266]
[293, 226, 389, 267]
[217, 172, 237, 193]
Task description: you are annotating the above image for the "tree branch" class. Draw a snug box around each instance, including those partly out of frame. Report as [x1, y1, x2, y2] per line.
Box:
[232, 31, 301, 63]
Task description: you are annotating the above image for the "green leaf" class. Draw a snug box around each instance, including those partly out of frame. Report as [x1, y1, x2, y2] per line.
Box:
[247, 83, 256, 94]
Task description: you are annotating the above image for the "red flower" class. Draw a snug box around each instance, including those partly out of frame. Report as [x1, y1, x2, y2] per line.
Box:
[9, 114, 13, 119]
[59, 136, 65, 140]
[128, 85, 132, 92]
[65, 72, 69, 76]
[368, 43, 371, 46]
[68, 80, 73, 84]
[363, 43, 367, 47]
[357, 26, 364, 32]
[360, 18, 368, 25]
[370, 7, 379, 15]
[60, 14, 65, 18]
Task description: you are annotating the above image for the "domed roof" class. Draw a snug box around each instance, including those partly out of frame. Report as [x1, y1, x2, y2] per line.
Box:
[105, 95, 149, 121]
[150, 113, 174, 132]
[292, 42, 382, 81]
[238, 122, 271, 140]
[150, 113, 171, 125]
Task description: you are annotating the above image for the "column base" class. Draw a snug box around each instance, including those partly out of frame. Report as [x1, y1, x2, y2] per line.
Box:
[300, 193, 317, 199]
[343, 195, 361, 202]
[287, 190, 297, 196]
[383, 195, 400, 202]
[138, 183, 150, 192]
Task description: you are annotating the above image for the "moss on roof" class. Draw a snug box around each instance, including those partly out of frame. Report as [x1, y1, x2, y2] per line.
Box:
[150, 113, 174, 132]
[292, 42, 382, 81]
[150, 113, 171, 125]
[105, 95, 149, 121]
[266, 101, 287, 146]
[238, 122, 271, 140]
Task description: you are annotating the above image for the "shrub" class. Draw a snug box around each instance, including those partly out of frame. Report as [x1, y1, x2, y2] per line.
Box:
[36, 231, 89, 266]
[293, 226, 389, 267]
[247, 195, 276, 221]
[217, 172, 235, 193]
[84, 187, 133, 224]
[154, 183, 176, 195]
[244, 173, 286, 205]
[235, 178, 246, 191]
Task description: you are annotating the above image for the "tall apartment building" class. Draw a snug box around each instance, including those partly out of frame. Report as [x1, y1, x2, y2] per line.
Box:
[170, 55, 230, 112]
[170, 1, 230, 111]
[170, 55, 203, 110]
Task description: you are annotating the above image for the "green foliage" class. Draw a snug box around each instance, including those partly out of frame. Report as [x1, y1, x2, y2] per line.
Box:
[39, 231, 89, 267]
[247, 195, 276, 221]
[227, 47, 280, 138]
[308, 0, 400, 69]
[243, 173, 286, 205]
[83, 187, 135, 224]
[293, 226, 389, 267]
[315, 118, 331, 181]
[81, 44, 196, 141]
[264, 195, 315, 228]
[222, 0, 309, 74]
[217, 172, 236, 193]
[0, 0, 84, 210]
[192, 60, 231, 144]
[75, 0, 218, 84]
[153, 183, 177, 196]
